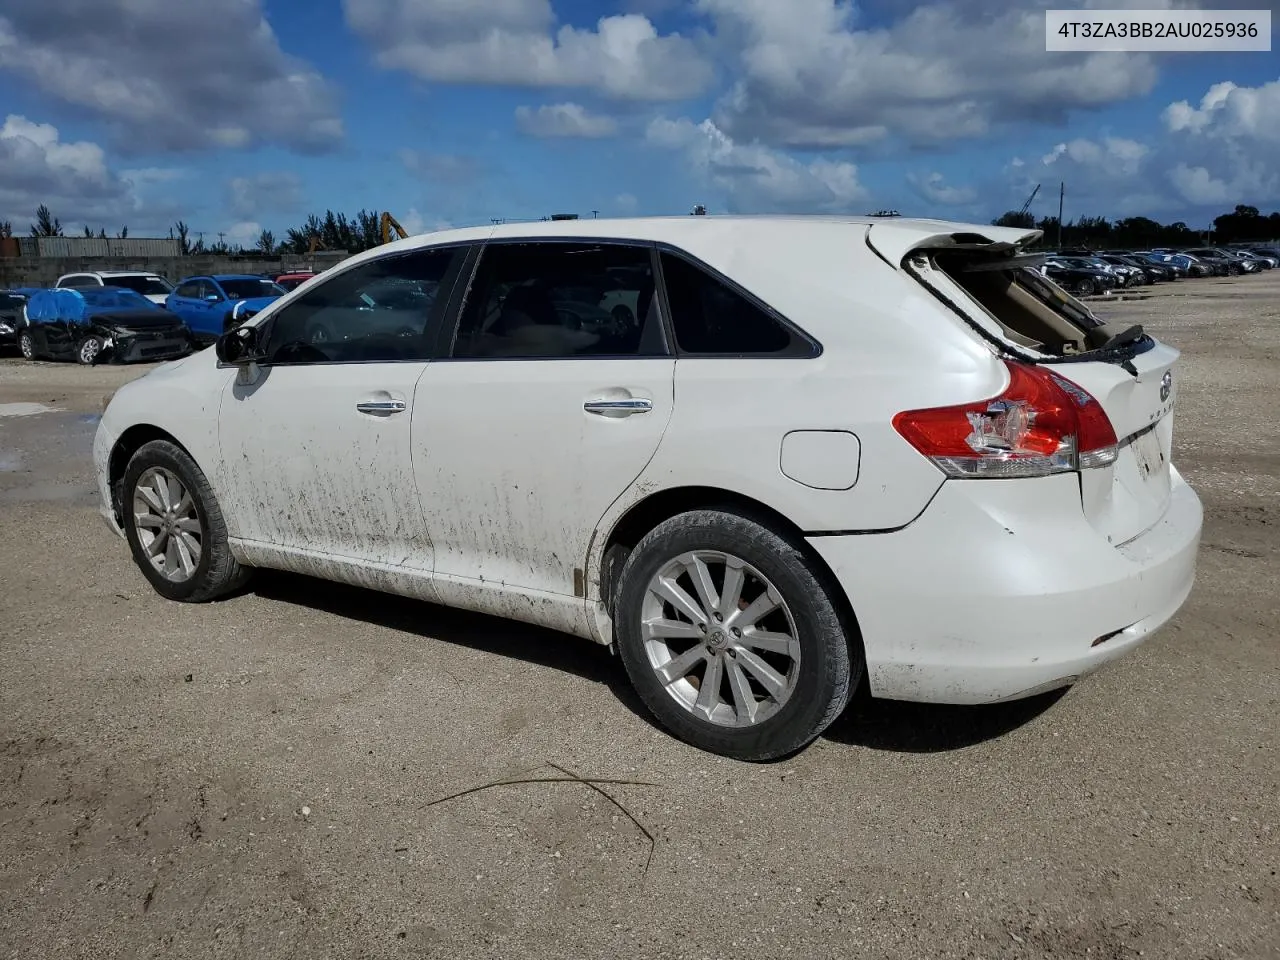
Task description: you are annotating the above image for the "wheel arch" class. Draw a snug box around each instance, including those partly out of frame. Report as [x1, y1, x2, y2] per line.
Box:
[107, 425, 196, 523]
[591, 485, 863, 652]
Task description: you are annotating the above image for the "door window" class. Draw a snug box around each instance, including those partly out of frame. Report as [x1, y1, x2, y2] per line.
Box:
[450, 242, 666, 359]
[659, 251, 817, 357]
[259, 247, 462, 365]
[174, 281, 201, 298]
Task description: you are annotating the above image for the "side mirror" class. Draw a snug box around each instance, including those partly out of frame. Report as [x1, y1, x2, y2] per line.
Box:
[205, 293, 222, 303]
[216, 324, 260, 365]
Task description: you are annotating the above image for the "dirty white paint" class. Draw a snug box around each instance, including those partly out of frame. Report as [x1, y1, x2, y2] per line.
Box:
[0, 402, 58, 418]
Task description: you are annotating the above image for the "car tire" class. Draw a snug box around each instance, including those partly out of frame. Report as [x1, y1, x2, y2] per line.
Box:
[613, 509, 860, 761]
[121, 439, 251, 603]
[76, 335, 105, 365]
[17, 330, 36, 360]
[1076, 278, 1096, 297]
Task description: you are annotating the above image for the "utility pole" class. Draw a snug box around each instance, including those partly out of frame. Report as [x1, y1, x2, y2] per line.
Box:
[591, 210, 598, 219]
[1057, 182, 1064, 249]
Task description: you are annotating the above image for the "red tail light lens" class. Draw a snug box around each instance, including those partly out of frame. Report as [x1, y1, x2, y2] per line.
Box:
[892, 361, 1118, 479]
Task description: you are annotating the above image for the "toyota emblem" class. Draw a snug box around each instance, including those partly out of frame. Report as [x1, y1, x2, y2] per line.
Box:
[1159, 371, 1172, 403]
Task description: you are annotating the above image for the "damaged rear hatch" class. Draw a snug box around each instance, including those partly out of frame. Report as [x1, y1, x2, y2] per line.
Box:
[871, 223, 1178, 547]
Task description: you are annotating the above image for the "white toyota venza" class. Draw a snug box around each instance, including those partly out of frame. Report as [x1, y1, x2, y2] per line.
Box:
[94, 217, 1203, 760]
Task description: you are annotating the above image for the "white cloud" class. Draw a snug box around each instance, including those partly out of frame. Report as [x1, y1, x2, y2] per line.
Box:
[515, 103, 618, 138]
[398, 208, 453, 236]
[694, 0, 1160, 148]
[615, 192, 639, 212]
[1163, 78, 1280, 142]
[1169, 164, 1231, 205]
[1041, 137, 1148, 176]
[0, 0, 342, 152]
[344, 0, 711, 101]
[647, 116, 867, 212]
[907, 171, 976, 205]
[225, 220, 264, 249]
[0, 114, 137, 227]
[227, 172, 304, 220]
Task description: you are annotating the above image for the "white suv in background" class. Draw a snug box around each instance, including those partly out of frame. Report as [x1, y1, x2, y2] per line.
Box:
[93, 216, 1203, 760]
[55, 271, 175, 305]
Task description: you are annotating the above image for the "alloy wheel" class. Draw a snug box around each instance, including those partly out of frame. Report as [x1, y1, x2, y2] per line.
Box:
[132, 466, 203, 582]
[79, 338, 101, 364]
[640, 551, 802, 727]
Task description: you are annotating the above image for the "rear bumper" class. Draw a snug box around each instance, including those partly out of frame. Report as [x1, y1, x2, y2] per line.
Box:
[808, 468, 1202, 705]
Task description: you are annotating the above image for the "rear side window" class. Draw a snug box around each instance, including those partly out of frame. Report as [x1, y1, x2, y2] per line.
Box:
[659, 252, 813, 357]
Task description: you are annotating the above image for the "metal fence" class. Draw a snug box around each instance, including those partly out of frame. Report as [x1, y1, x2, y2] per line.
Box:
[16, 237, 183, 258]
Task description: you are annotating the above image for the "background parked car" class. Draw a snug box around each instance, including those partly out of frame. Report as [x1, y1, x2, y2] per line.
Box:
[1246, 247, 1280, 266]
[1097, 254, 1155, 285]
[1042, 258, 1117, 296]
[0, 288, 31, 350]
[166, 274, 287, 342]
[1232, 250, 1273, 270]
[19, 287, 193, 365]
[55, 271, 175, 304]
[274, 271, 316, 292]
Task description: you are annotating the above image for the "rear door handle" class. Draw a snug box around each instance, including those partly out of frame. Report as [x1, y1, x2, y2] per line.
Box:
[584, 398, 653, 417]
[356, 399, 407, 415]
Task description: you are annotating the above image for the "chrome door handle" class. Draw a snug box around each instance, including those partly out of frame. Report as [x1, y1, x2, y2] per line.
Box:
[356, 399, 407, 415]
[584, 398, 653, 417]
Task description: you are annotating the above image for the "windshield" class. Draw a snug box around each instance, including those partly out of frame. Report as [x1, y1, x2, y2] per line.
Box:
[81, 288, 158, 311]
[219, 278, 286, 300]
[105, 275, 173, 296]
[0, 294, 24, 310]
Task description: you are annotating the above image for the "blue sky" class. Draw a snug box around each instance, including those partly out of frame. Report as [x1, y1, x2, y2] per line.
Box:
[1, 0, 1278, 246]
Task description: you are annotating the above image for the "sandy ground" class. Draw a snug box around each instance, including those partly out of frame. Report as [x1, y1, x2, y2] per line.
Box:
[1, 275, 1277, 960]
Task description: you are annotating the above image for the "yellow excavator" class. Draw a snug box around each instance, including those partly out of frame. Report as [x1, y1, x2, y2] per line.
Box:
[304, 211, 409, 254]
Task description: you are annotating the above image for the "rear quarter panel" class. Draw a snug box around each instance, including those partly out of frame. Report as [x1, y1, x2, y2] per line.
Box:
[586, 222, 1009, 594]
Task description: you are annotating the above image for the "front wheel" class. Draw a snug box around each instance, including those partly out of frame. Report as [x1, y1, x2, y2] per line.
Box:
[77, 335, 104, 365]
[613, 510, 860, 761]
[17, 330, 36, 360]
[1076, 278, 1096, 297]
[121, 439, 251, 602]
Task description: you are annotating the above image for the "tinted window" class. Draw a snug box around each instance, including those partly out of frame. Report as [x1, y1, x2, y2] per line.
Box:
[0, 294, 23, 310]
[175, 281, 201, 298]
[451, 242, 665, 360]
[59, 275, 99, 288]
[219, 277, 286, 300]
[261, 248, 459, 365]
[107, 275, 173, 296]
[659, 252, 803, 356]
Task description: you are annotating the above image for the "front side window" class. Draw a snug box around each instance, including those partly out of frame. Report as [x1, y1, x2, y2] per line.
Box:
[451, 242, 665, 360]
[260, 248, 460, 365]
[174, 281, 201, 298]
[659, 252, 810, 357]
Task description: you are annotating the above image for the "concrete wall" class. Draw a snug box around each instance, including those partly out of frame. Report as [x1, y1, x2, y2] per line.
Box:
[0, 251, 353, 288]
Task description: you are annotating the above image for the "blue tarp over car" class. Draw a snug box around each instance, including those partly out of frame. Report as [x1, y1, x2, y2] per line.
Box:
[26, 287, 160, 324]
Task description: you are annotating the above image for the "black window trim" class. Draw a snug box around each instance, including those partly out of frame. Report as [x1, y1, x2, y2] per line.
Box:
[437, 237, 675, 363]
[217, 243, 475, 369]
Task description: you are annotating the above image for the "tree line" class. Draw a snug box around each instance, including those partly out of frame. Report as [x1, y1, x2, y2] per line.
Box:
[6, 202, 1279, 256]
[991, 204, 1280, 249]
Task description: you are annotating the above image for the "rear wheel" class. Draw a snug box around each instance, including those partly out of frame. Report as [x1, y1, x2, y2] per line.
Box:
[613, 509, 859, 761]
[121, 439, 251, 602]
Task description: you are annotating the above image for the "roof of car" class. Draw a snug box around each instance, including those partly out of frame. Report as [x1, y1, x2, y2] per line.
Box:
[212, 274, 275, 281]
[339, 214, 1040, 275]
[66, 270, 164, 278]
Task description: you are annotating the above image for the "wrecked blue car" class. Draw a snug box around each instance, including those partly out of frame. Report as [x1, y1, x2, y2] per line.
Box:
[166, 274, 287, 342]
[19, 286, 194, 365]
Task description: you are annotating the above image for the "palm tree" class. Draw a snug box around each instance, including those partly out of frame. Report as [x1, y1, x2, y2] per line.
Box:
[30, 204, 62, 237]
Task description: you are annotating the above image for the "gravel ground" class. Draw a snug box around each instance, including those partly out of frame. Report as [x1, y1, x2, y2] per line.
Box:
[1, 275, 1277, 959]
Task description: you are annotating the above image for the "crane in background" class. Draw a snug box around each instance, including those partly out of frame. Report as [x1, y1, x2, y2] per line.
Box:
[1019, 184, 1041, 220]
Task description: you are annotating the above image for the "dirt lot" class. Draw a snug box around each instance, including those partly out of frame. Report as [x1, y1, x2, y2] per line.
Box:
[1, 275, 1277, 960]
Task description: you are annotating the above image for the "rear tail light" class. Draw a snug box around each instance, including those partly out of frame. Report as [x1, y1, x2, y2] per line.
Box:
[892, 361, 1118, 479]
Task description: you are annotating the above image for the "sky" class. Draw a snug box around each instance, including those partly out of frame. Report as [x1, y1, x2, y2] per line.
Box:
[0, 0, 1278, 246]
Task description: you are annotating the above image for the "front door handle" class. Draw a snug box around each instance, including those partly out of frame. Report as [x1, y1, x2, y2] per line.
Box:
[356, 399, 407, 416]
[584, 398, 653, 417]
